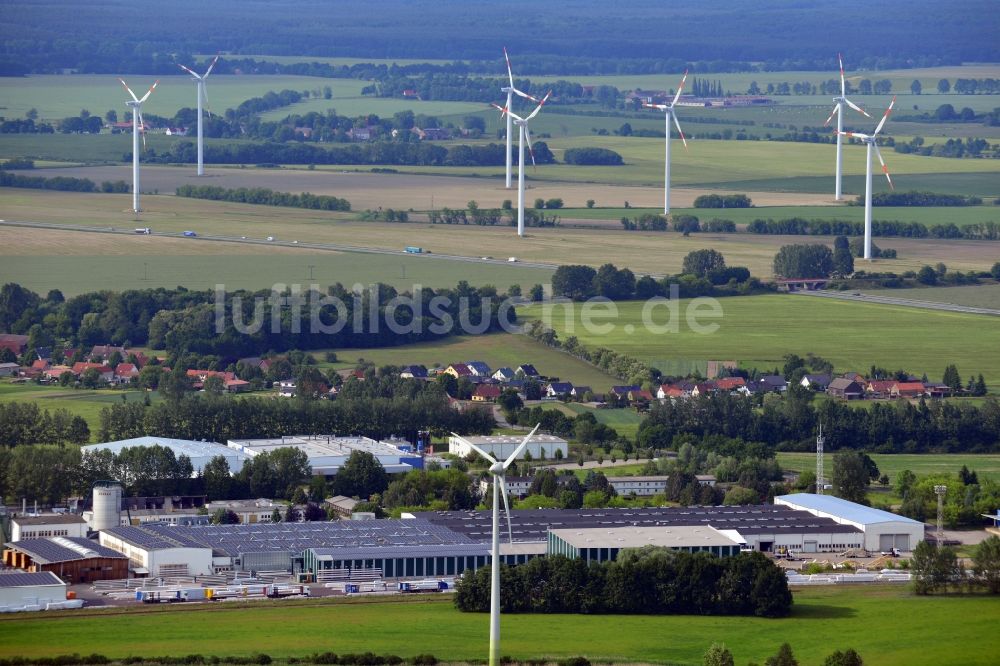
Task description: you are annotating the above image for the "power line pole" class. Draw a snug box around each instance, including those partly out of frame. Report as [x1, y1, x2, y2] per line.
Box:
[816, 423, 825, 495]
[934, 485, 947, 539]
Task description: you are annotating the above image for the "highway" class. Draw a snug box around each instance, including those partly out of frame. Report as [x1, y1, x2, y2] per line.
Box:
[790, 288, 1000, 317]
[0, 219, 561, 272]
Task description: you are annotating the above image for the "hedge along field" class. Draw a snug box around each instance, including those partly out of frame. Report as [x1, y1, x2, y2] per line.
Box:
[0, 382, 155, 440]
[0, 589, 996, 665]
[776, 452, 1000, 483]
[518, 294, 1000, 385]
[0, 74, 365, 122]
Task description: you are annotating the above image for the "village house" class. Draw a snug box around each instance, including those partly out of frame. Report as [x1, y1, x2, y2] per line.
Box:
[890, 381, 926, 399]
[471, 384, 502, 402]
[0, 334, 29, 356]
[570, 386, 592, 400]
[466, 361, 492, 377]
[546, 382, 574, 399]
[492, 367, 516, 382]
[865, 379, 895, 399]
[516, 364, 540, 378]
[800, 374, 832, 391]
[400, 364, 429, 379]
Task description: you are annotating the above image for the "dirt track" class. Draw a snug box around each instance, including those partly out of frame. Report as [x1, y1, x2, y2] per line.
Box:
[23, 165, 842, 211]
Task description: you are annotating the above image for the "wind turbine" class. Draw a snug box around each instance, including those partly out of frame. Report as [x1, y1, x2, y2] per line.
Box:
[643, 71, 690, 215]
[491, 91, 551, 237]
[451, 424, 539, 666]
[823, 54, 872, 201]
[839, 96, 895, 260]
[178, 55, 219, 176]
[119, 78, 159, 214]
[501, 48, 540, 189]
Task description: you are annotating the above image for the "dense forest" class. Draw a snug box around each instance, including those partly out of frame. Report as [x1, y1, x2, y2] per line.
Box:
[1, 1, 996, 75]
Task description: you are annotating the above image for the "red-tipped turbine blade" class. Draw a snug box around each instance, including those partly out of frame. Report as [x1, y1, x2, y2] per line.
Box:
[643, 102, 668, 110]
[204, 54, 220, 78]
[873, 96, 896, 136]
[139, 80, 159, 104]
[120, 79, 139, 102]
[844, 97, 871, 118]
[178, 63, 200, 78]
[824, 105, 839, 127]
[671, 69, 689, 107]
[525, 90, 551, 121]
[503, 47, 514, 88]
[137, 110, 147, 150]
[672, 113, 687, 149]
[874, 144, 894, 190]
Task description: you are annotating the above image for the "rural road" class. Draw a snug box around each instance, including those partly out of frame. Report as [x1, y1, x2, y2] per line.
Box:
[791, 289, 1000, 316]
[0, 219, 561, 272]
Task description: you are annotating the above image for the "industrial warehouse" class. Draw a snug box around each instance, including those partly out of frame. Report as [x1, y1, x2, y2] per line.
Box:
[87, 503, 872, 578]
[227, 435, 433, 475]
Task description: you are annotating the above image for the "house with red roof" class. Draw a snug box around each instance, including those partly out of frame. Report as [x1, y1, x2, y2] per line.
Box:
[890, 382, 926, 399]
[444, 363, 473, 378]
[471, 384, 502, 402]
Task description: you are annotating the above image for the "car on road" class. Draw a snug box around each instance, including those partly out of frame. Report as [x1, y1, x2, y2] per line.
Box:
[507, 257, 518, 262]
[182, 231, 197, 237]
[266, 236, 275, 241]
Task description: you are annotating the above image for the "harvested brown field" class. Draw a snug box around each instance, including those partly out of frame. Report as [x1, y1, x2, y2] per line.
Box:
[14, 164, 841, 210]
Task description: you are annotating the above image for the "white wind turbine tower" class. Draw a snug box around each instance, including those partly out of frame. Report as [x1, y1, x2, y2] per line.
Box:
[824, 54, 872, 201]
[491, 91, 551, 237]
[119, 78, 159, 214]
[451, 424, 540, 666]
[501, 48, 540, 189]
[178, 55, 219, 176]
[839, 96, 896, 260]
[643, 71, 691, 215]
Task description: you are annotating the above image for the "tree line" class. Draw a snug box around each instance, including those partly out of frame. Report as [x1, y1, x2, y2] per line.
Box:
[454, 548, 792, 617]
[748, 216, 1000, 241]
[175, 185, 351, 212]
[0, 170, 129, 193]
[637, 390, 1000, 453]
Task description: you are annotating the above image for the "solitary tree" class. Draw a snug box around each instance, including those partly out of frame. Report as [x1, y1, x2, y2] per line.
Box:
[832, 236, 854, 276]
[765, 643, 798, 666]
[703, 643, 735, 666]
[682, 249, 726, 278]
[823, 649, 864, 666]
[831, 450, 870, 505]
[910, 80, 922, 95]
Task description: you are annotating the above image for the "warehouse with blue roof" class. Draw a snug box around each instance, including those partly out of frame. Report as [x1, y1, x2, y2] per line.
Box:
[775, 494, 925, 552]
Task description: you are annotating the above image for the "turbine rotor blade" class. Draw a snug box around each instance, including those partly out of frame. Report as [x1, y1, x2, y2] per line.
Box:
[498, 476, 514, 543]
[824, 105, 839, 127]
[202, 83, 213, 117]
[503, 47, 515, 88]
[643, 102, 668, 110]
[844, 97, 871, 118]
[503, 424, 541, 469]
[513, 88, 540, 103]
[670, 69, 689, 107]
[525, 126, 536, 168]
[839, 131, 869, 140]
[525, 90, 551, 121]
[838, 53, 845, 97]
[119, 79, 140, 102]
[137, 110, 147, 150]
[178, 64, 201, 79]
[672, 113, 688, 149]
[139, 80, 159, 104]
[873, 95, 896, 137]
[204, 54, 220, 78]
[873, 143, 894, 190]
[451, 432, 498, 464]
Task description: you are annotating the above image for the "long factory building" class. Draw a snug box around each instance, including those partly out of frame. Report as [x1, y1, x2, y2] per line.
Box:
[95, 503, 872, 577]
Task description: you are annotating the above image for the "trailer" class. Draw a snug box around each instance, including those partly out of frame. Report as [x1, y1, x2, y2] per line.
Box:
[134, 227, 151, 234]
[397, 579, 450, 593]
[404, 246, 423, 254]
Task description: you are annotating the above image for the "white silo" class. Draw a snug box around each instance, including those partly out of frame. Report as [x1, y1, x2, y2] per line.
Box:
[91, 483, 122, 532]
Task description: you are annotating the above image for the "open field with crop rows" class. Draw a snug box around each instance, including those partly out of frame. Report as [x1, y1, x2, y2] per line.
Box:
[519, 295, 1000, 384]
[0, 588, 997, 665]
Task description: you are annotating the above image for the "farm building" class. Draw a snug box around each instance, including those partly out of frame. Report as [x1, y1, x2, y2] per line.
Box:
[0, 571, 67, 610]
[775, 494, 924, 552]
[448, 434, 568, 460]
[547, 525, 743, 562]
[10, 514, 88, 541]
[83, 436, 250, 474]
[2, 537, 129, 582]
[227, 435, 424, 475]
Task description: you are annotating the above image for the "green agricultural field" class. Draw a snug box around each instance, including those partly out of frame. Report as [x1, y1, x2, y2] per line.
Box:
[519, 294, 1000, 385]
[777, 452, 1000, 483]
[0, 587, 997, 665]
[0, 382, 155, 439]
[863, 284, 1000, 309]
[320, 333, 620, 394]
[258, 96, 487, 121]
[0, 75, 364, 122]
[558, 402, 646, 439]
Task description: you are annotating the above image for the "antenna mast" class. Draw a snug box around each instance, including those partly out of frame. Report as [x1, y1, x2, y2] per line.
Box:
[816, 423, 825, 495]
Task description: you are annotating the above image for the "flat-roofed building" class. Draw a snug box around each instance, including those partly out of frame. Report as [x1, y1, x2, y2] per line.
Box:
[607, 476, 668, 497]
[0, 571, 67, 610]
[548, 525, 742, 562]
[775, 493, 924, 552]
[11, 514, 88, 541]
[448, 434, 568, 461]
[83, 436, 249, 474]
[228, 435, 423, 476]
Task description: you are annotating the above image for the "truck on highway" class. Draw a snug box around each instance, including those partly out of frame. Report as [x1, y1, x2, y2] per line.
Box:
[404, 246, 423, 254]
[134, 227, 151, 234]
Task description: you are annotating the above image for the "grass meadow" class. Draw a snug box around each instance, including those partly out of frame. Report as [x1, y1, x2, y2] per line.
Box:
[862, 284, 1000, 309]
[777, 452, 1000, 484]
[0, 382, 156, 439]
[0, 588, 996, 665]
[518, 294, 1000, 385]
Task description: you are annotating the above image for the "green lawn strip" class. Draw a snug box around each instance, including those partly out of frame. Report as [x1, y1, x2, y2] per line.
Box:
[0, 588, 996, 665]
